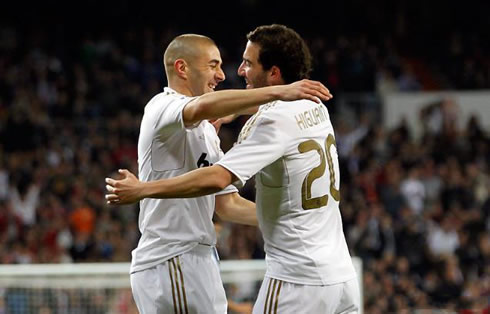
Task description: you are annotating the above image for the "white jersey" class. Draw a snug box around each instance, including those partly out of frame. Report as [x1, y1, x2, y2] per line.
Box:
[131, 87, 237, 273]
[217, 100, 357, 285]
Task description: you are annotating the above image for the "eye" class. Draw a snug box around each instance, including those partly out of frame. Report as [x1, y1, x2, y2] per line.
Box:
[210, 63, 219, 70]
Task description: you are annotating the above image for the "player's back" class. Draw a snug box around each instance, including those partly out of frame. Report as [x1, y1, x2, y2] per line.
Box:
[254, 100, 357, 285]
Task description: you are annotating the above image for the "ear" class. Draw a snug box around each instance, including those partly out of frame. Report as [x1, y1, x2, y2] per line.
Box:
[268, 65, 284, 85]
[174, 59, 188, 79]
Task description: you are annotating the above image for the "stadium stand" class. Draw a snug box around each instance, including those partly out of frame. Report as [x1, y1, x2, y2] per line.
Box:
[0, 1, 488, 312]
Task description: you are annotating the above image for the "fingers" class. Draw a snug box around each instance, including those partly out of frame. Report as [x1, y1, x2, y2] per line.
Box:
[105, 177, 117, 187]
[105, 179, 120, 201]
[105, 172, 135, 205]
[312, 82, 333, 100]
[317, 89, 333, 102]
[321, 88, 333, 100]
[303, 88, 332, 103]
[211, 119, 223, 132]
[305, 95, 321, 104]
[119, 169, 130, 177]
[106, 184, 116, 193]
[106, 194, 119, 201]
[105, 193, 120, 205]
[301, 80, 333, 101]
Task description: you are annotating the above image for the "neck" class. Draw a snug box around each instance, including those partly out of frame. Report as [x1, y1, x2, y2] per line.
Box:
[168, 78, 193, 97]
[268, 76, 286, 86]
[169, 84, 193, 97]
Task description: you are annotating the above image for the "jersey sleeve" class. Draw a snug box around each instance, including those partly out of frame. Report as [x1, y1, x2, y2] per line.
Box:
[214, 143, 239, 195]
[216, 114, 289, 188]
[214, 184, 239, 195]
[152, 95, 198, 138]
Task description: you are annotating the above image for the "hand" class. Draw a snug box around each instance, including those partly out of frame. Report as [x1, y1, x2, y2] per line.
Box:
[105, 169, 144, 205]
[280, 79, 333, 103]
[210, 118, 224, 133]
[209, 114, 236, 132]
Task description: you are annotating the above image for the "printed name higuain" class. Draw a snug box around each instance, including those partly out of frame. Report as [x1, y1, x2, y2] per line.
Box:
[294, 105, 328, 130]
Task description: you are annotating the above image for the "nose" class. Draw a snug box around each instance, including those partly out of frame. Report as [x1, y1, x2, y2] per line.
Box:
[237, 61, 245, 77]
[216, 67, 225, 82]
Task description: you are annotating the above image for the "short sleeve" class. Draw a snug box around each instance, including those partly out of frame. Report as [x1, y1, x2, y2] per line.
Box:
[215, 184, 239, 196]
[151, 94, 198, 138]
[216, 115, 289, 188]
[214, 141, 239, 195]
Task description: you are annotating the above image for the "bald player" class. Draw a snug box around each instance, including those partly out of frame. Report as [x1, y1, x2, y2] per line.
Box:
[125, 34, 332, 314]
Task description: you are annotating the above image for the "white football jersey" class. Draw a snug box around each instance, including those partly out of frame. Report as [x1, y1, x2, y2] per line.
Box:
[217, 100, 357, 285]
[131, 87, 237, 273]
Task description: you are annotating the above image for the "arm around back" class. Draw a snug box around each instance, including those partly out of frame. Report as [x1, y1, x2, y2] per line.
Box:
[182, 79, 333, 126]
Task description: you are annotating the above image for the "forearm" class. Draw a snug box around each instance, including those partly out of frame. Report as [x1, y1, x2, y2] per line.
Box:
[215, 193, 257, 226]
[143, 165, 233, 199]
[237, 105, 259, 115]
[186, 87, 280, 124]
[224, 197, 257, 226]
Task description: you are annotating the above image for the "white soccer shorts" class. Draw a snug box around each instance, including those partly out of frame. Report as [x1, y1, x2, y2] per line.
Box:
[130, 245, 227, 314]
[253, 277, 360, 314]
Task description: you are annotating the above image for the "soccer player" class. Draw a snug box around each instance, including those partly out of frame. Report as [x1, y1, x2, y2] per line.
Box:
[107, 26, 359, 313]
[116, 33, 332, 314]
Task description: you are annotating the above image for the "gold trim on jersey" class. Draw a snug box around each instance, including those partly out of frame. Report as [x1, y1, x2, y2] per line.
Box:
[237, 102, 277, 144]
[263, 278, 283, 314]
[168, 257, 189, 314]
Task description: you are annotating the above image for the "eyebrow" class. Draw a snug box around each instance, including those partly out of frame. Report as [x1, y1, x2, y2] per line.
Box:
[209, 59, 221, 65]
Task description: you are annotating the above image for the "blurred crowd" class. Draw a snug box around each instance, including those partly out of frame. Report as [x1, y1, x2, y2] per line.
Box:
[0, 19, 489, 313]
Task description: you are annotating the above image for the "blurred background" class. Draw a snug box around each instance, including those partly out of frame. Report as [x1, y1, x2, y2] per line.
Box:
[0, 0, 489, 313]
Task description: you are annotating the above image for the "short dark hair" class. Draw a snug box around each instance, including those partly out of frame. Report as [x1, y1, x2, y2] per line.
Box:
[246, 24, 312, 84]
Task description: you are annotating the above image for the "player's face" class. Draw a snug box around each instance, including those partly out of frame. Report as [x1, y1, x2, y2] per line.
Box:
[237, 41, 269, 89]
[188, 44, 225, 96]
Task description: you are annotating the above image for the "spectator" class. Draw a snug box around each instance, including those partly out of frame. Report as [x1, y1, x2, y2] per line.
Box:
[0, 17, 488, 311]
[427, 215, 460, 258]
[400, 166, 426, 215]
[9, 181, 40, 227]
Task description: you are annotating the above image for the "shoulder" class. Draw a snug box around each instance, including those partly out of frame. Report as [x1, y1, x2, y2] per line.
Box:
[144, 90, 193, 114]
[148, 90, 191, 105]
[144, 92, 167, 111]
[260, 99, 328, 119]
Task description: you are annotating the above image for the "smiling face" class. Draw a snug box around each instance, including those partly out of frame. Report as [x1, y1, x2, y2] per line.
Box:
[237, 41, 269, 89]
[187, 43, 225, 95]
[164, 35, 226, 97]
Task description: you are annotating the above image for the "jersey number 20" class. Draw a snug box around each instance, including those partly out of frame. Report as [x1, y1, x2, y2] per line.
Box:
[298, 134, 340, 210]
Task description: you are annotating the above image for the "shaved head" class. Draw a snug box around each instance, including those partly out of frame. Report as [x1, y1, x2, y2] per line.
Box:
[164, 34, 217, 77]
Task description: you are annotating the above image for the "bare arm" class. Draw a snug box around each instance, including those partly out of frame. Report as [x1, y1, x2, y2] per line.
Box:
[183, 79, 332, 126]
[227, 299, 253, 313]
[215, 192, 257, 226]
[210, 106, 259, 132]
[105, 166, 234, 204]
